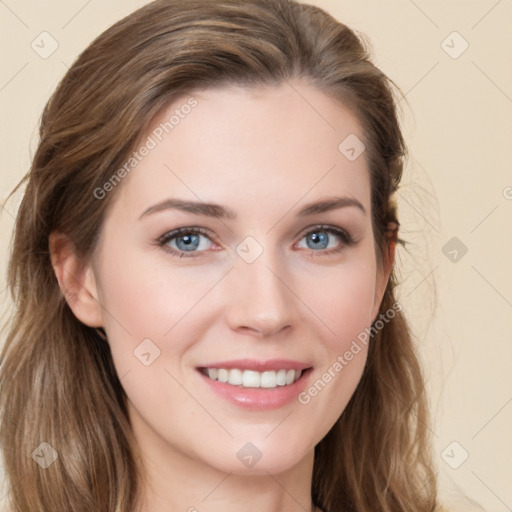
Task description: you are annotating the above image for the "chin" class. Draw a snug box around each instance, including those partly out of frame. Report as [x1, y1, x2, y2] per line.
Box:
[197, 436, 312, 476]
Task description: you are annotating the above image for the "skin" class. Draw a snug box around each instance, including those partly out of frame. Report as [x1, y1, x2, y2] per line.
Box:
[50, 79, 394, 512]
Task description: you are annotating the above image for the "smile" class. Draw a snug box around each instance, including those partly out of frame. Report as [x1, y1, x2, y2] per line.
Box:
[196, 359, 313, 410]
[199, 367, 303, 388]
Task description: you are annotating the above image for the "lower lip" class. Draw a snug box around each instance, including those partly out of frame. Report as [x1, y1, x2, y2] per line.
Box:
[197, 368, 313, 411]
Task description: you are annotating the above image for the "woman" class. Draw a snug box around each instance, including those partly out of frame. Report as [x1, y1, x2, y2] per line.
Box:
[0, 0, 443, 510]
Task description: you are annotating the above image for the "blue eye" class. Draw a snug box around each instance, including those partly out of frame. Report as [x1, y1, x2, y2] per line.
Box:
[156, 225, 354, 259]
[157, 227, 215, 258]
[297, 226, 353, 253]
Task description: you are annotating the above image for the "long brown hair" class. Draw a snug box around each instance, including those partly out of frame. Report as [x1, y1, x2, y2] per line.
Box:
[1, 0, 441, 510]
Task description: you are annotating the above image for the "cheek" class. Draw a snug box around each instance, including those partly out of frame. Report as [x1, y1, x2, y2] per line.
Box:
[96, 244, 220, 372]
[300, 256, 377, 350]
[292, 258, 376, 422]
[95, 251, 209, 436]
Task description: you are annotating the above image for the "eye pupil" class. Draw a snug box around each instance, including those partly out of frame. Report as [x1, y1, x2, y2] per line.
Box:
[176, 234, 199, 251]
[308, 231, 328, 249]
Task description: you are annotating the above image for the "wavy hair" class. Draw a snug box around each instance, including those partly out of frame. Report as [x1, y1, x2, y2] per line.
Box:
[0, 0, 441, 510]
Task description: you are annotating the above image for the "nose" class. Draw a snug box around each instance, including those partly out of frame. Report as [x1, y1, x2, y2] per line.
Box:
[224, 249, 296, 338]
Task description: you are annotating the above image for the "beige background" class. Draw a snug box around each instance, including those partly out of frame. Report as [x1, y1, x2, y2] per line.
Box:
[1, 1, 511, 510]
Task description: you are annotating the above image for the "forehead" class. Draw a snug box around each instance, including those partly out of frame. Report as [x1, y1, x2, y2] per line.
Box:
[106, 80, 371, 222]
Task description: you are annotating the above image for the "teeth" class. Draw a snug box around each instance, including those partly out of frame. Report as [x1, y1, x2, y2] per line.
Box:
[217, 369, 229, 383]
[203, 368, 304, 388]
[276, 369, 287, 386]
[261, 371, 276, 388]
[243, 370, 261, 388]
[228, 368, 243, 386]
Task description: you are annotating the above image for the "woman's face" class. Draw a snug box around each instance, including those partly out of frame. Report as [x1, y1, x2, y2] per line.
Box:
[85, 80, 391, 475]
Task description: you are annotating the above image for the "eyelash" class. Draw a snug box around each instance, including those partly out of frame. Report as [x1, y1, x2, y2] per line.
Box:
[155, 225, 356, 259]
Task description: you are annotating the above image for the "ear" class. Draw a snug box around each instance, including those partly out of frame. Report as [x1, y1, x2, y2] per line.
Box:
[370, 232, 396, 322]
[49, 231, 104, 328]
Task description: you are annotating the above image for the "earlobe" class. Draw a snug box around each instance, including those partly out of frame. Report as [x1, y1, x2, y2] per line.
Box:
[49, 231, 104, 328]
[387, 237, 396, 273]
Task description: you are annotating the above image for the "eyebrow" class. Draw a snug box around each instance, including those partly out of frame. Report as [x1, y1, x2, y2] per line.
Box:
[138, 195, 366, 220]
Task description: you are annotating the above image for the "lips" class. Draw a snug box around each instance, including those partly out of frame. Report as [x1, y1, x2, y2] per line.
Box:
[195, 359, 313, 410]
[196, 358, 312, 372]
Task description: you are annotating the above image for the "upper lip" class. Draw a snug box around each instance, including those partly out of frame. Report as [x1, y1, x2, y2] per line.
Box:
[196, 359, 312, 372]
